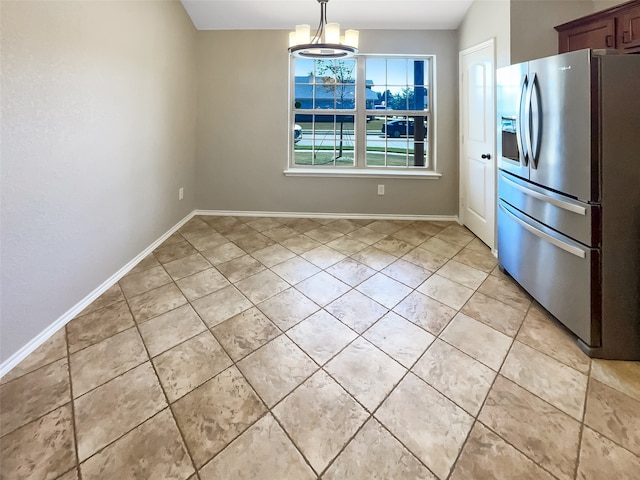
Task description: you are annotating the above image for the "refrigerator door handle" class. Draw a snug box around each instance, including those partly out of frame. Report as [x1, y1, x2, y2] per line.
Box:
[517, 74, 529, 166]
[499, 203, 587, 259]
[500, 174, 587, 215]
[524, 73, 535, 169]
[530, 73, 542, 169]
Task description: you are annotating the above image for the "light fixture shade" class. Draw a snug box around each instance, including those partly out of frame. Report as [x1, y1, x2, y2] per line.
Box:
[344, 29, 359, 48]
[289, 31, 296, 48]
[295, 24, 310, 44]
[325, 23, 340, 44]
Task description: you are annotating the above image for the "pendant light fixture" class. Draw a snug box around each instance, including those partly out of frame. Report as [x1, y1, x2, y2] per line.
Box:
[288, 0, 359, 58]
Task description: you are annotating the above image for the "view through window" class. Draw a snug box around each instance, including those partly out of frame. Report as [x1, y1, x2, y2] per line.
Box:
[290, 55, 432, 170]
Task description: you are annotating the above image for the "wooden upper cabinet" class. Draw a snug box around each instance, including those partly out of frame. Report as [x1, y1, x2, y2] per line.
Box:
[557, 17, 616, 52]
[555, 1, 640, 54]
[617, 4, 640, 50]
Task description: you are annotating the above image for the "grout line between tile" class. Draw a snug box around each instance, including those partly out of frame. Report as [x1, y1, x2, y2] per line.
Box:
[268, 405, 320, 478]
[573, 359, 594, 480]
[442, 298, 532, 480]
[180, 278, 290, 470]
[366, 368, 440, 478]
[446, 297, 593, 480]
[184, 291, 320, 475]
[301, 248, 468, 474]
[470, 420, 563, 480]
[64, 324, 82, 480]
[513, 331, 592, 376]
[117, 267, 207, 474]
[309, 344, 417, 477]
[0, 354, 68, 389]
[443, 394, 506, 478]
[122, 280, 201, 479]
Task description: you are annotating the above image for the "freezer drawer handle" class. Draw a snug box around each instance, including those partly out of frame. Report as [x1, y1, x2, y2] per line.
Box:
[499, 203, 587, 259]
[501, 175, 587, 215]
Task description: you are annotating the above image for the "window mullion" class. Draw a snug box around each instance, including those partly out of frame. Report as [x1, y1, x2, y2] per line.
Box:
[355, 57, 366, 168]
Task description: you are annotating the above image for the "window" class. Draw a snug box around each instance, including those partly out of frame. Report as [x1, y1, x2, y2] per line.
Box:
[289, 55, 435, 175]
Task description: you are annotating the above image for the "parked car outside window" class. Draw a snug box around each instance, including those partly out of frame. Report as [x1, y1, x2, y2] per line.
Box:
[381, 119, 427, 138]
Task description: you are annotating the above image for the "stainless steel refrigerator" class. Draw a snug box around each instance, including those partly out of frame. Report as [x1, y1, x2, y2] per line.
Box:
[496, 49, 640, 360]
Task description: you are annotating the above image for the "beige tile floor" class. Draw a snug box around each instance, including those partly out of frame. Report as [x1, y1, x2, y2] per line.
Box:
[1, 215, 639, 479]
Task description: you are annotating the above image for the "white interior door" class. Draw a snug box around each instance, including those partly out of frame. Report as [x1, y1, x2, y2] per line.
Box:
[459, 40, 496, 250]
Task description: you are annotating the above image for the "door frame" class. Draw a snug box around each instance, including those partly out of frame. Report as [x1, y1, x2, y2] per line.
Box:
[458, 38, 497, 253]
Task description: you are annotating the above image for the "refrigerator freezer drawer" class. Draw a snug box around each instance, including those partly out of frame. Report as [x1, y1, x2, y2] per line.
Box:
[498, 201, 600, 346]
[498, 171, 599, 246]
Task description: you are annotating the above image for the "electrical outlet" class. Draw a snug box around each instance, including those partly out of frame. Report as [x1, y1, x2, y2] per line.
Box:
[377, 184, 385, 195]
[178, 187, 184, 200]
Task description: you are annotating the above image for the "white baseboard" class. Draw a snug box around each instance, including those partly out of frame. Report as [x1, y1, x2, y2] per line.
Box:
[0, 210, 197, 379]
[195, 209, 461, 223]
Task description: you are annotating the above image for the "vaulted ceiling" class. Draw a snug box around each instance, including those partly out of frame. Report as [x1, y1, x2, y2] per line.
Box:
[181, 0, 475, 30]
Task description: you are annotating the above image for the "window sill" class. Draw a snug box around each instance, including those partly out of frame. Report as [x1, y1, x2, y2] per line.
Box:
[283, 168, 442, 179]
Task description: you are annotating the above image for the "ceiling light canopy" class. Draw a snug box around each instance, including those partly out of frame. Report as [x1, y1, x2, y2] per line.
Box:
[288, 0, 359, 59]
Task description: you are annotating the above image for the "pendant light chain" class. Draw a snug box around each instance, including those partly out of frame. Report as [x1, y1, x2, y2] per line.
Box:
[311, 0, 327, 44]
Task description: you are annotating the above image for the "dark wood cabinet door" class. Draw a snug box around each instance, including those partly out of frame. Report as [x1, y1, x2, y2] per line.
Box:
[617, 4, 640, 51]
[557, 17, 615, 53]
[555, 1, 640, 54]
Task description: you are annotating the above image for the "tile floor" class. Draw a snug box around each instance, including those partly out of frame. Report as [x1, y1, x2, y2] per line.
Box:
[1, 215, 639, 479]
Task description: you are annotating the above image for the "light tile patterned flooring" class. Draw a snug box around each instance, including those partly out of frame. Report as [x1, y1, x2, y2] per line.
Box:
[1, 215, 639, 479]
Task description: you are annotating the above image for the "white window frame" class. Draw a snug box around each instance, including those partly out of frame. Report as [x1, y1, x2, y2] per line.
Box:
[286, 54, 440, 179]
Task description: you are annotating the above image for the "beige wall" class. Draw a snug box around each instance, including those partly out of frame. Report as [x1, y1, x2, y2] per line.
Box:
[195, 29, 460, 216]
[510, 0, 596, 63]
[458, 0, 511, 68]
[0, 1, 197, 363]
[593, 0, 628, 10]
